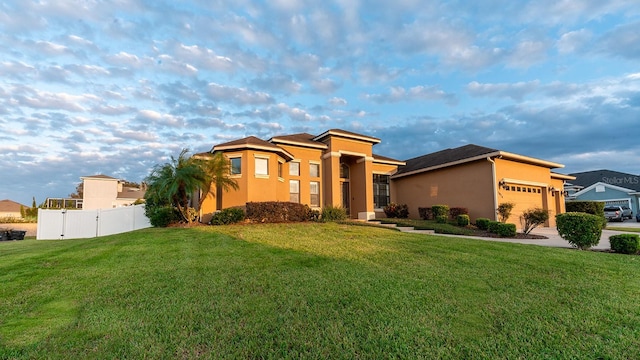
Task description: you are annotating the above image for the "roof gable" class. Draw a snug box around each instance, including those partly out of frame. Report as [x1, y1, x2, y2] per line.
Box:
[212, 136, 295, 161]
[572, 181, 636, 197]
[313, 129, 381, 144]
[394, 144, 499, 177]
[569, 169, 640, 191]
[269, 133, 328, 149]
[0, 199, 28, 212]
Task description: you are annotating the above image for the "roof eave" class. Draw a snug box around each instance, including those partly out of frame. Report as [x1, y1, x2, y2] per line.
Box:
[269, 138, 328, 149]
[392, 151, 501, 179]
[313, 130, 381, 144]
[499, 151, 564, 169]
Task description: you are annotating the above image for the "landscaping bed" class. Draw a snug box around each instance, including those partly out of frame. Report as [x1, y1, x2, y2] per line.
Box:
[375, 218, 548, 239]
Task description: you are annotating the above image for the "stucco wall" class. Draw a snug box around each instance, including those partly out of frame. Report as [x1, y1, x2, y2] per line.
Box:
[82, 178, 119, 210]
[392, 160, 495, 221]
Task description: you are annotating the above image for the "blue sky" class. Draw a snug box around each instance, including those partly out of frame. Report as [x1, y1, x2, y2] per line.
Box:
[1, 0, 639, 206]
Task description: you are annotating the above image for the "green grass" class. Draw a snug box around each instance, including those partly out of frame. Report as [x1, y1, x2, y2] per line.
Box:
[1, 223, 640, 359]
[377, 218, 475, 235]
[606, 226, 640, 233]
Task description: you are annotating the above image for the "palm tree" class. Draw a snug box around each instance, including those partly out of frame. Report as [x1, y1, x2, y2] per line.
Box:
[145, 148, 207, 223]
[195, 152, 239, 210]
[145, 149, 238, 224]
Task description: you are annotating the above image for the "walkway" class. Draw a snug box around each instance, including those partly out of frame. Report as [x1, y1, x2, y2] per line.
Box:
[371, 220, 640, 250]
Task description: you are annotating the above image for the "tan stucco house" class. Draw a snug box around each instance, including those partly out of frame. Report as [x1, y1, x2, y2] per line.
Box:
[81, 175, 146, 210]
[198, 129, 405, 222]
[391, 144, 574, 227]
[0, 199, 28, 219]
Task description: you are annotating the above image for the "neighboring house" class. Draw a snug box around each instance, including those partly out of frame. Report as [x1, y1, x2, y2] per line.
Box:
[391, 144, 574, 227]
[81, 175, 146, 210]
[198, 129, 405, 222]
[566, 170, 640, 215]
[0, 199, 28, 219]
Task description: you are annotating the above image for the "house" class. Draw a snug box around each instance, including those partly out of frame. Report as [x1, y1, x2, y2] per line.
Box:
[391, 144, 574, 227]
[0, 199, 28, 219]
[198, 129, 405, 222]
[566, 170, 640, 215]
[81, 175, 146, 210]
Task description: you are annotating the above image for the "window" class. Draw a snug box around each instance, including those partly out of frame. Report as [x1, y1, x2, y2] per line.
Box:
[290, 162, 300, 176]
[310, 163, 320, 178]
[373, 174, 390, 209]
[290, 180, 300, 203]
[278, 162, 283, 178]
[340, 163, 349, 179]
[230, 157, 241, 175]
[310, 181, 320, 207]
[255, 157, 268, 176]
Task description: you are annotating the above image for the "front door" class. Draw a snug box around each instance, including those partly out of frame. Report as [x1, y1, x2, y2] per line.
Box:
[341, 181, 350, 216]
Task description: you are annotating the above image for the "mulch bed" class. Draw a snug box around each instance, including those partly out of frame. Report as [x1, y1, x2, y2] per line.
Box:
[469, 230, 548, 239]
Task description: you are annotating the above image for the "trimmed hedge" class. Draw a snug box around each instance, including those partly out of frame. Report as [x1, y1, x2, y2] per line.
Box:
[450, 207, 469, 219]
[565, 201, 605, 216]
[436, 215, 448, 224]
[432, 205, 449, 219]
[496, 223, 517, 237]
[246, 202, 312, 223]
[609, 234, 640, 254]
[210, 207, 245, 225]
[487, 221, 501, 234]
[476, 218, 491, 230]
[321, 206, 347, 222]
[556, 212, 603, 250]
[457, 214, 470, 226]
[149, 206, 179, 227]
[383, 203, 409, 218]
[418, 207, 433, 220]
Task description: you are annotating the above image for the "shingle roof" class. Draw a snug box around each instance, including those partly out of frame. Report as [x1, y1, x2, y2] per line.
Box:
[569, 169, 640, 191]
[269, 133, 328, 149]
[213, 136, 279, 150]
[372, 153, 405, 165]
[0, 199, 28, 212]
[313, 129, 381, 144]
[212, 136, 295, 161]
[81, 174, 118, 180]
[395, 144, 499, 176]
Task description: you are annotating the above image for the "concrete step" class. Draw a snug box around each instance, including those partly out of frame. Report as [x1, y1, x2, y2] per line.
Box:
[403, 229, 436, 235]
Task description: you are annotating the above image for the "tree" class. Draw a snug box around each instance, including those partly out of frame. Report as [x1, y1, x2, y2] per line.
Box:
[69, 182, 83, 199]
[144, 149, 237, 224]
[195, 152, 239, 209]
[497, 202, 515, 223]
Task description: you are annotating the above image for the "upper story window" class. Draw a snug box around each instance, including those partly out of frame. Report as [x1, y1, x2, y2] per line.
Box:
[340, 163, 349, 179]
[255, 157, 268, 176]
[310, 163, 320, 178]
[290, 161, 300, 176]
[230, 157, 242, 175]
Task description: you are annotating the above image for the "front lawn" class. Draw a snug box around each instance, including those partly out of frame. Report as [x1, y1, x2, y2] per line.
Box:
[1, 223, 639, 359]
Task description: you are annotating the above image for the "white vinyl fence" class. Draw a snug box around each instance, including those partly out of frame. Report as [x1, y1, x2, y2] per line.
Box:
[37, 204, 151, 240]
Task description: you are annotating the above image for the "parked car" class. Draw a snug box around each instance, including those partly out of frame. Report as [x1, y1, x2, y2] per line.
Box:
[636, 213, 640, 222]
[604, 205, 632, 222]
[621, 205, 633, 219]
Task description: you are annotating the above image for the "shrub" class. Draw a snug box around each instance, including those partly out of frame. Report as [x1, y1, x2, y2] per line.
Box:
[496, 223, 517, 237]
[457, 214, 470, 226]
[210, 207, 245, 225]
[565, 201, 605, 216]
[487, 221, 501, 234]
[475, 218, 491, 230]
[556, 212, 603, 250]
[149, 206, 179, 227]
[383, 203, 409, 218]
[520, 208, 550, 235]
[432, 205, 449, 219]
[418, 207, 433, 220]
[609, 234, 640, 254]
[566, 201, 607, 229]
[450, 207, 469, 219]
[436, 215, 448, 224]
[497, 202, 515, 223]
[246, 202, 311, 223]
[321, 205, 347, 222]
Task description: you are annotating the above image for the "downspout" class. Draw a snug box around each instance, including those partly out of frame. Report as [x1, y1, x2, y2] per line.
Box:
[487, 157, 498, 221]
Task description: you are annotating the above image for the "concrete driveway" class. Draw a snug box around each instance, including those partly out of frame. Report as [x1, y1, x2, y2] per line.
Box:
[437, 224, 637, 250]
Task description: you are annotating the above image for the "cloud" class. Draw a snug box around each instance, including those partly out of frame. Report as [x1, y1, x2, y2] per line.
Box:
[250, 74, 302, 94]
[364, 85, 457, 105]
[206, 83, 274, 106]
[329, 97, 347, 106]
[557, 29, 592, 54]
[135, 110, 185, 128]
[467, 80, 540, 100]
[597, 21, 640, 59]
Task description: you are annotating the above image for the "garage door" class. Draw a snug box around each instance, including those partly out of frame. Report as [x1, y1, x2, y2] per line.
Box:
[501, 184, 544, 223]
